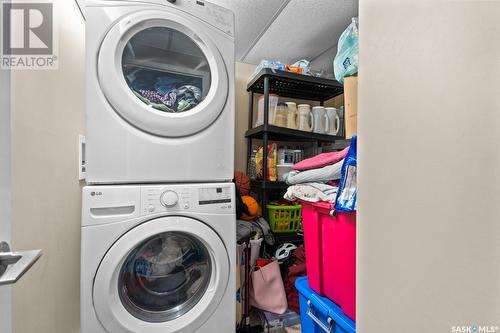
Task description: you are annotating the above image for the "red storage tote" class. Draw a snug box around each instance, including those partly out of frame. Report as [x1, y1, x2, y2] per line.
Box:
[301, 201, 356, 321]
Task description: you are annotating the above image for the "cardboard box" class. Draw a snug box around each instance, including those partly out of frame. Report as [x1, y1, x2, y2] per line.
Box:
[344, 76, 358, 139]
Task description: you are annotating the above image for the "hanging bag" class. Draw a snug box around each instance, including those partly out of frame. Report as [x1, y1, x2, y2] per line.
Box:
[335, 136, 357, 212]
[249, 260, 288, 314]
[334, 17, 359, 84]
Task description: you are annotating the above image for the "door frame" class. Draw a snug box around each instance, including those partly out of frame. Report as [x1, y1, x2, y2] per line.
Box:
[0, 60, 12, 333]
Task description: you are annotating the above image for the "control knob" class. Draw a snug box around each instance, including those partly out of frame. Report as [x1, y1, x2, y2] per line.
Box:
[161, 190, 179, 207]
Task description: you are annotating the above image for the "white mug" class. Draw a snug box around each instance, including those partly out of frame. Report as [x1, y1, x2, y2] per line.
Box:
[311, 106, 329, 134]
[325, 107, 340, 135]
[297, 104, 313, 132]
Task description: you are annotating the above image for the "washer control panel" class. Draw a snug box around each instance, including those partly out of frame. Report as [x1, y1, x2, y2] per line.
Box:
[140, 184, 234, 215]
[198, 186, 231, 205]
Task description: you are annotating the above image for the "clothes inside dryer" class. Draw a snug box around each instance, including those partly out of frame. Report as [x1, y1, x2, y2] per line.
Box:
[122, 27, 211, 113]
[118, 232, 211, 322]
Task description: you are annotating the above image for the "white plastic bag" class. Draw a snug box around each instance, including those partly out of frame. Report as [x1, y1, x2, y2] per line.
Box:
[334, 17, 359, 84]
[250, 60, 285, 80]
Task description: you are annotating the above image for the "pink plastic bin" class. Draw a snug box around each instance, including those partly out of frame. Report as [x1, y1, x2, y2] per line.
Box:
[301, 201, 356, 321]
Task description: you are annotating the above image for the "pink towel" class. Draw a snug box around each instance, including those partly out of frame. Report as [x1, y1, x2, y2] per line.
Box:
[293, 147, 349, 171]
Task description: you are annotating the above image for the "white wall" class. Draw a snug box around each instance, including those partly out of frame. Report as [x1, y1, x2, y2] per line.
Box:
[9, 0, 85, 332]
[358, 1, 500, 332]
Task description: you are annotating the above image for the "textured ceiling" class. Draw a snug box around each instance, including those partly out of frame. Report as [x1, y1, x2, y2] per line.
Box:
[209, 0, 290, 61]
[213, 0, 358, 73]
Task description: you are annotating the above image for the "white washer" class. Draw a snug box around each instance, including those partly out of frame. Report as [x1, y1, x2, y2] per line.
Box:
[85, 0, 235, 184]
[81, 183, 236, 333]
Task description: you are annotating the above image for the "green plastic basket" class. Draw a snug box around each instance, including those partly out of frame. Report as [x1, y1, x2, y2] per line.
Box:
[266, 204, 302, 233]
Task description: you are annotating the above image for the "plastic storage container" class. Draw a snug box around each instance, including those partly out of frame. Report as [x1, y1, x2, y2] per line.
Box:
[277, 164, 293, 181]
[296, 277, 355, 333]
[274, 103, 288, 127]
[301, 201, 356, 321]
[266, 204, 302, 233]
[256, 94, 279, 127]
[259, 309, 301, 331]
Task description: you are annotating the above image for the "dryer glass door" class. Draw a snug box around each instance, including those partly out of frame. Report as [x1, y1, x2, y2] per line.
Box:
[98, 10, 229, 137]
[92, 216, 229, 333]
[122, 27, 211, 114]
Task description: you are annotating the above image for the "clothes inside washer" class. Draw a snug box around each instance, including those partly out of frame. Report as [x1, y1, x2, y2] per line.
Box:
[120, 232, 212, 316]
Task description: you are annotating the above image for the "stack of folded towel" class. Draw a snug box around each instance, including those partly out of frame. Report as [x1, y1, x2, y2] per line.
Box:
[284, 147, 349, 203]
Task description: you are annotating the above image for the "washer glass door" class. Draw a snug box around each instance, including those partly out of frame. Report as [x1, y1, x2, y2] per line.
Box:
[98, 10, 229, 137]
[119, 231, 211, 322]
[92, 216, 229, 333]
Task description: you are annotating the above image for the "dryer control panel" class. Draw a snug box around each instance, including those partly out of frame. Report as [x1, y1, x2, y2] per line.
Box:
[140, 183, 235, 216]
[89, 0, 234, 36]
[184, 0, 234, 36]
[198, 186, 231, 205]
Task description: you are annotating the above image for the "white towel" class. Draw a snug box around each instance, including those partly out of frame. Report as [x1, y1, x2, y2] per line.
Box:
[285, 159, 343, 185]
[284, 183, 338, 203]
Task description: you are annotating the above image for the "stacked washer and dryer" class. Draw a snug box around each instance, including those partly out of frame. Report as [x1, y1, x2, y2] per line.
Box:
[81, 1, 236, 332]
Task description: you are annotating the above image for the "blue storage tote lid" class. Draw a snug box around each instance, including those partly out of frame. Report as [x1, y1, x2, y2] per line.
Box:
[295, 276, 356, 333]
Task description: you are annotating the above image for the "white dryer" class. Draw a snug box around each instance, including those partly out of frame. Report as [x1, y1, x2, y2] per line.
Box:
[85, 0, 235, 184]
[80, 183, 236, 333]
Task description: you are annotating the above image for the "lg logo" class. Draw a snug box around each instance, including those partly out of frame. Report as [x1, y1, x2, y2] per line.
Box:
[2, 2, 53, 54]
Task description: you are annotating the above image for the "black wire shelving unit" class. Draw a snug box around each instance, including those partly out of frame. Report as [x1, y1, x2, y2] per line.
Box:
[245, 68, 347, 241]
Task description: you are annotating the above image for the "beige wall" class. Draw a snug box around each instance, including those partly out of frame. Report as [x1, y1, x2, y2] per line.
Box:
[10, 1, 85, 332]
[358, 1, 500, 332]
[234, 62, 255, 172]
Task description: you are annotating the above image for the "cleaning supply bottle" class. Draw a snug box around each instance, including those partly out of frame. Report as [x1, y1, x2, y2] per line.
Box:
[248, 150, 257, 180]
[267, 143, 278, 182]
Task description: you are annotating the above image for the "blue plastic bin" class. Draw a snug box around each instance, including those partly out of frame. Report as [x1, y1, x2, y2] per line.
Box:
[296, 277, 356, 333]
